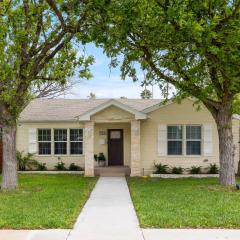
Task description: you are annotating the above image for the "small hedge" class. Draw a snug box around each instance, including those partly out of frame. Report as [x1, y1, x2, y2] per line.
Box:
[153, 163, 219, 175]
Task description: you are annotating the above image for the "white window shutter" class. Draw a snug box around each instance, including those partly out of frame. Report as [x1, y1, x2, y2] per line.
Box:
[203, 124, 213, 156]
[158, 125, 167, 156]
[28, 128, 37, 154]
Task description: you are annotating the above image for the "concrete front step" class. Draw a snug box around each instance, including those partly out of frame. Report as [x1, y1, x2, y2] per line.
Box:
[99, 172, 126, 177]
[94, 166, 131, 177]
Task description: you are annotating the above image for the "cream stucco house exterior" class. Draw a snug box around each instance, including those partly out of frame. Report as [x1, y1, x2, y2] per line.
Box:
[17, 98, 240, 176]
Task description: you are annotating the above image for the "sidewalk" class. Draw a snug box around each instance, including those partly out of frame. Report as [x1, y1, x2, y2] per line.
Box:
[143, 229, 240, 240]
[0, 229, 70, 240]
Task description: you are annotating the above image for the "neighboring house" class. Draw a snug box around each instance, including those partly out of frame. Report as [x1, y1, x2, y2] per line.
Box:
[17, 98, 240, 176]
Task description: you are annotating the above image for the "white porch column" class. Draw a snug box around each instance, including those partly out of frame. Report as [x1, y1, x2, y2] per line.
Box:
[131, 120, 141, 176]
[84, 121, 94, 176]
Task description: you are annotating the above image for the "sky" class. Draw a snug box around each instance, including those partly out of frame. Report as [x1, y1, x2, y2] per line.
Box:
[65, 43, 163, 99]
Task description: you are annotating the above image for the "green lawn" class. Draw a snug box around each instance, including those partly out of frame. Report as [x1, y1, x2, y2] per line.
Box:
[0, 174, 97, 229]
[128, 177, 240, 228]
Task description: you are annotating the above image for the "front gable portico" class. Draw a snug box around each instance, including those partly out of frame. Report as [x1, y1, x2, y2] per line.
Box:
[77, 100, 146, 177]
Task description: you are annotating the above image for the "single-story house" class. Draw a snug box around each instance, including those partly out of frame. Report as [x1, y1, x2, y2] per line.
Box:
[17, 98, 240, 176]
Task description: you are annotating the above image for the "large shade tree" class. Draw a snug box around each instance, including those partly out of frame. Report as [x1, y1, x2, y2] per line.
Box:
[91, 0, 240, 186]
[0, 0, 96, 189]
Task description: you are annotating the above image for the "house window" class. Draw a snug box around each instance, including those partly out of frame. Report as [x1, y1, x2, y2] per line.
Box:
[54, 129, 67, 155]
[70, 129, 83, 154]
[186, 125, 201, 155]
[167, 125, 183, 155]
[38, 129, 51, 155]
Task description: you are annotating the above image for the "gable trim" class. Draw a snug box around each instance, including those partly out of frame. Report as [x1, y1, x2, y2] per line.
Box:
[76, 99, 147, 121]
[143, 97, 196, 113]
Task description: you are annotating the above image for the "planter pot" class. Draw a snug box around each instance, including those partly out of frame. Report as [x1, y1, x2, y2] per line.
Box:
[98, 160, 106, 167]
[150, 174, 219, 178]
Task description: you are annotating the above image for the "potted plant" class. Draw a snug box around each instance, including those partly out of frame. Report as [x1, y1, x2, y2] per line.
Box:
[97, 152, 106, 167]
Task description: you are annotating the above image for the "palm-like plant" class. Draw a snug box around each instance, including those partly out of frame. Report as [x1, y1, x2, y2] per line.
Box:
[16, 151, 38, 171]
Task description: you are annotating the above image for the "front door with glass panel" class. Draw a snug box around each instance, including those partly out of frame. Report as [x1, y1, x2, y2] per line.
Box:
[108, 129, 123, 166]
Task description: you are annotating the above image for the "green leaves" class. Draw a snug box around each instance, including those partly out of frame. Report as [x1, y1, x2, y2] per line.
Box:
[91, 0, 240, 111]
[0, 0, 98, 124]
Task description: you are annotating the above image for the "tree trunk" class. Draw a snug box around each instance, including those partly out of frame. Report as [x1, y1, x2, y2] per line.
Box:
[214, 105, 235, 186]
[1, 125, 17, 190]
[237, 160, 240, 176]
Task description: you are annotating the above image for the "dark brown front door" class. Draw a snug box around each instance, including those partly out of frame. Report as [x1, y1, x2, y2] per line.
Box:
[108, 129, 123, 166]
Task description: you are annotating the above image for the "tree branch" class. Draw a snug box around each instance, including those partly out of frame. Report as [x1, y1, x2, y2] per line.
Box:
[35, 33, 74, 75]
[30, 30, 66, 76]
[20, 0, 30, 78]
[28, 0, 44, 56]
[32, 80, 76, 98]
[46, 0, 66, 29]
[215, 1, 240, 31]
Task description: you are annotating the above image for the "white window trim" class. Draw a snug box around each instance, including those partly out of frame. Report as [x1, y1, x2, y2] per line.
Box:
[186, 125, 202, 156]
[167, 125, 183, 156]
[69, 128, 84, 156]
[37, 128, 52, 156]
[165, 124, 204, 157]
[53, 128, 68, 156]
[37, 128, 84, 157]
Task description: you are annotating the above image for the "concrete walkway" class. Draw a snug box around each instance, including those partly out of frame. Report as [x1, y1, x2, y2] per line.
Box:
[68, 177, 143, 240]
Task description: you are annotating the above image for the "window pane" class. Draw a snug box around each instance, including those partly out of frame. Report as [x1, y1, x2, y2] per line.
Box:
[168, 141, 182, 155]
[70, 129, 83, 141]
[186, 126, 201, 139]
[54, 142, 67, 154]
[38, 129, 51, 141]
[110, 131, 121, 139]
[39, 142, 51, 155]
[187, 141, 201, 155]
[167, 126, 182, 139]
[70, 142, 83, 154]
[54, 129, 67, 141]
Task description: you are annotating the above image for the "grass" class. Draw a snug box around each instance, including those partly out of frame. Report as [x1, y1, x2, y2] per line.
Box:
[0, 174, 97, 229]
[128, 177, 240, 228]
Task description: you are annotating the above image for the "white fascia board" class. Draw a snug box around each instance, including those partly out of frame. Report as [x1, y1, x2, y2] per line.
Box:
[143, 97, 197, 114]
[77, 99, 147, 121]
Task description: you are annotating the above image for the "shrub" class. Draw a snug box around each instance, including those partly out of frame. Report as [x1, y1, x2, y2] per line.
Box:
[54, 161, 66, 171]
[171, 166, 183, 174]
[37, 162, 47, 171]
[69, 163, 83, 171]
[17, 151, 38, 171]
[190, 166, 202, 174]
[154, 163, 169, 174]
[207, 164, 219, 174]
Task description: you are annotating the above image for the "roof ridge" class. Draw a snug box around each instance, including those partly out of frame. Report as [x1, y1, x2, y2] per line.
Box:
[34, 98, 162, 100]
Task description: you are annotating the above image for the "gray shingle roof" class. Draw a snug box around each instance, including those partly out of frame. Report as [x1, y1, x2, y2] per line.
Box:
[19, 98, 162, 122]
